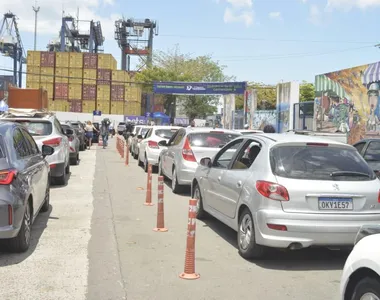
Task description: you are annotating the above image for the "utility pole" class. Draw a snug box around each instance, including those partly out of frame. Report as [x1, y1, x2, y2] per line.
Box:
[32, 2, 40, 50]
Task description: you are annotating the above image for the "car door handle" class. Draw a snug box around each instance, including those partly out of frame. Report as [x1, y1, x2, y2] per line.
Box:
[217, 176, 221, 181]
[237, 181, 242, 187]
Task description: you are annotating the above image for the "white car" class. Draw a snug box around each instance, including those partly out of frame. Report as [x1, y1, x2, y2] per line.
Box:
[340, 225, 380, 300]
[1, 109, 70, 185]
[131, 125, 151, 159]
[138, 126, 180, 172]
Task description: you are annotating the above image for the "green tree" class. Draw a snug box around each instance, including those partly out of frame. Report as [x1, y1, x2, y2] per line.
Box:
[235, 82, 277, 110]
[135, 45, 231, 119]
[299, 81, 315, 102]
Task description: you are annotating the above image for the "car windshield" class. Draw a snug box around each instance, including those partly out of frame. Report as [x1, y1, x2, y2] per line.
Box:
[15, 121, 53, 136]
[271, 145, 375, 181]
[187, 132, 240, 148]
[70, 123, 80, 129]
[155, 129, 178, 139]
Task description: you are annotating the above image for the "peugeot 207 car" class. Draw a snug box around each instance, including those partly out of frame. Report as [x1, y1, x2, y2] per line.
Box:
[0, 121, 54, 252]
[191, 133, 380, 259]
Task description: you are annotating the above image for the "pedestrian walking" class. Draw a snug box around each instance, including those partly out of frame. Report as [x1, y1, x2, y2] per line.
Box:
[100, 118, 110, 149]
[85, 121, 99, 150]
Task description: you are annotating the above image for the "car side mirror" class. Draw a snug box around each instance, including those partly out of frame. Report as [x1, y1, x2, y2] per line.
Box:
[137, 135, 143, 139]
[64, 128, 74, 136]
[374, 170, 380, 178]
[158, 140, 168, 147]
[42, 145, 54, 157]
[200, 157, 212, 168]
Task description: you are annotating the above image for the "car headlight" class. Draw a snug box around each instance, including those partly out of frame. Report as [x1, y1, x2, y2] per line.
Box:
[355, 224, 380, 245]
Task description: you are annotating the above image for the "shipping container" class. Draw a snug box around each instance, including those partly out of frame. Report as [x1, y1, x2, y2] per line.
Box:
[27, 50, 41, 66]
[69, 84, 82, 100]
[124, 85, 142, 102]
[110, 102, 124, 115]
[40, 52, 55, 67]
[82, 84, 96, 100]
[124, 106, 142, 116]
[8, 86, 48, 109]
[83, 69, 97, 84]
[0, 90, 4, 100]
[111, 85, 124, 101]
[83, 53, 98, 69]
[39, 82, 54, 99]
[69, 68, 83, 84]
[96, 101, 110, 114]
[26, 66, 40, 83]
[54, 100, 69, 112]
[55, 83, 69, 100]
[82, 100, 96, 113]
[111, 70, 124, 84]
[69, 52, 83, 68]
[40, 67, 54, 83]
[48, 99, 55, 111]
[55, 67, 69, 83]
[55, 52, 69, 68]
[26, 81, 40, 90]
[97, 69, 111, 85]
[111, 56, 117, 70]
[68, 100, 83, 113]
[97, 54, 113, 69]
[124, 71, 131, 85]
[96, 85, 110, 100]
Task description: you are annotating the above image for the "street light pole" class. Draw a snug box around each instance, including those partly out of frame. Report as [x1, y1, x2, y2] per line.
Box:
[32, 2, 40, 51]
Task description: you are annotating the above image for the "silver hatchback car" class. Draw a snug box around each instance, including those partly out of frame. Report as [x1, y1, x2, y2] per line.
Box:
[192, 133, 380, 259]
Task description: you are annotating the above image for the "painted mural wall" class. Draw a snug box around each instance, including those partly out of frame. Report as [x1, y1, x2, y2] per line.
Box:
[314, 61, 380, 144]
[252, 110, 277, 130]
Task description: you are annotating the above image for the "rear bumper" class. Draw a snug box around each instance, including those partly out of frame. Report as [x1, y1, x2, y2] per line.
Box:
[147, 149, 161, 166]
[49, 162, 65, 178]
[254, 209, 380, 249]
[177, 161, 198, 186]
[0, 202, 24, 239]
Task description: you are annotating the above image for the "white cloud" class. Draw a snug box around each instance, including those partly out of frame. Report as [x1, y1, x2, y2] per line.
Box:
[309, 4, 322, 25]
[223, 6, 254, 27]
[269, 11, 282, 20]
[226, 0, 253, 8]
[327, 0, 380, 9]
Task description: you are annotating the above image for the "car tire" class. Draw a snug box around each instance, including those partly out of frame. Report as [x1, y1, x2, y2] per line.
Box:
[350, 277, 380, 300]
[41, 180, 50, 213]
[7, 200, 32, 253]
[70, 154, 79, 165]
[171, 168, 182, 194]
[237, 208, 266, 260]
[65, 163, 70, 174]
[193, 183, 207, 220]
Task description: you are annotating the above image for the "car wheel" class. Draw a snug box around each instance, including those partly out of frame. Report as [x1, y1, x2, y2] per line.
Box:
[350, 277, 380, 300]
[144, 155, 148, 173]
[41, 180, 50, 213]
[171, 168, 182, 194]
[7, 200, 32, 253]
[70, 154, 79, 165]
[54, 168, 67, 186]
[65, 163, 70, 174]
[237, 208, 266, 259]
[193, 183, 207, 220]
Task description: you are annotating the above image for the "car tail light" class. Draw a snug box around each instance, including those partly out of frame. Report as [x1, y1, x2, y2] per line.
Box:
[68, 136, 74, 142]
[306, 143, 329, 147]
[182, 138, 196, 162]
[8, 205, 12, 225]
[378, 190, 380, 203]
[267, 224, 287, 231]
[43, 137, 62, 147]
[0, 169, 17, 185]
[256, 180, 289, 201]
[148, 140, 159, 149]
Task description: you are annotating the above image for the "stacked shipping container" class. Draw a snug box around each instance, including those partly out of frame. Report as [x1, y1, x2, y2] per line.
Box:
[25, 50, 143, 115]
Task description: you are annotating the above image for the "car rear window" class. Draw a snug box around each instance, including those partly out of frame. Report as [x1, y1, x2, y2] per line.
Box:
[15, 121, 52, 136]
[187, 132, 240, 148]
[271, 145, 375, 181]
[155, 129, 178, 139]
[140, 128, 149, 137]
[364, 141, 380, 161]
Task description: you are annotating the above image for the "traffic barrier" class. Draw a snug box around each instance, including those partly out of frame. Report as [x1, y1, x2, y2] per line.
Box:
[121, 140, 125, 159]
[98, 136, 103, 147]
[144, 164, 154, 206]
[153, 176, 167, 232]
[116, 136, 121, 155]
[125, 143, 129, 166]
[179, 199, 200, 280]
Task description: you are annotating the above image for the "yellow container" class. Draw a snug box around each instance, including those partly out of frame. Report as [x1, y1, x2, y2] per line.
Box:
[68, 84, 82, 100]
[124, 86, 142, 102]
[39, 82, 54, 99]
[48, 99, 55, 111]
[82, 100, 96, 113]
[53, 100, 69, 112]
[26, 81, 40, 89]
[96, 101, 110, 114]
[40, 67, 54, 83]
[83, 69, 97, 84]
[111, 57, 117, 70]
[27, 50, 41, 66]
[69, 52, 83, 68]
[111, 70, 125, 84]
[96, 85, 110, 101]
[55, 52, 69, 68]
[55, 67, 69, 83]
[124, 71, 131, 84]
[97, 54, 112, 69]
[110, 102, 124, 115]
[69, 68, 83, 84]
[124, 101, 141, 115]
[26, 66, 40, 83]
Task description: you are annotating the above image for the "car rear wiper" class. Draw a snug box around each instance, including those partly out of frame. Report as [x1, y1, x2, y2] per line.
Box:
[330, 171, 370, 178]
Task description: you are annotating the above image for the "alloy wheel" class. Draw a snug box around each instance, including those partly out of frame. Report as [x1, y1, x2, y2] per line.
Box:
[172, 169, 176, 190]
[360, 293, 380, 300]
[24, 204, 31, 245]
[239, 214, 253, 251]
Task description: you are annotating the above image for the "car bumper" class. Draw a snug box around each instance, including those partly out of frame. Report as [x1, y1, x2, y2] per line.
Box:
[177, 161, 198, 186]
[146, 149, 161, 166]
[254, 209, 380, 249]
[0, 201, 24, 239]
[49, 162, 65, 178]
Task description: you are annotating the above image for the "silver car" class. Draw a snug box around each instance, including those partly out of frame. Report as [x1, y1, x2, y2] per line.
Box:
[131, 126, 151, 159]
[61, 123, 80, 165]
[192, 133, 380, 259]
[159, 127, 241, 193]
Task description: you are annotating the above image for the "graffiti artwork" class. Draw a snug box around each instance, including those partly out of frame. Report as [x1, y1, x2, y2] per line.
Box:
[252, 110, 277, 130]
[314, 61, 380, 144]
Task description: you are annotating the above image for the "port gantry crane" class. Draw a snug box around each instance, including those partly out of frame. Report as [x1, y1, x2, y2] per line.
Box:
[0, 12, 27, 87]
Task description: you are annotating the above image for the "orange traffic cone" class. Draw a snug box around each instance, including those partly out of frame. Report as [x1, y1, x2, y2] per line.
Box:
[98, 136, 103, 147]
[153, 176, 167, 232]
[125, 144, 129, 166]
[144, 164, 154, 206]
[179, 199, 200, 280]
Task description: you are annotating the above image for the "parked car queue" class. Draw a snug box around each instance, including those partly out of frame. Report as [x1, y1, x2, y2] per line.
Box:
[122, 124, 380, 300]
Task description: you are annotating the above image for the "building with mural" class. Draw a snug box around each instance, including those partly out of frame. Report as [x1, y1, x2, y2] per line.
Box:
[314, 61, 380, 144]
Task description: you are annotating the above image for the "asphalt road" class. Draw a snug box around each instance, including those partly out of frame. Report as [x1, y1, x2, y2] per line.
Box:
[0, 138, 346, 300]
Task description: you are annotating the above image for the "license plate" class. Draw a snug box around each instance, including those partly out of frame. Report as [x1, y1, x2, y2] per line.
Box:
[318, 197, 353, 210]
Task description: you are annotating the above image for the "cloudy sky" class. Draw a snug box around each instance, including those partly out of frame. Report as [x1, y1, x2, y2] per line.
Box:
[0, 0, 380, 85]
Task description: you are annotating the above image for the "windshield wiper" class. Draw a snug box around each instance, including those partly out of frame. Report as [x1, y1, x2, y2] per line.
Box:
[330, 171, 370, 178]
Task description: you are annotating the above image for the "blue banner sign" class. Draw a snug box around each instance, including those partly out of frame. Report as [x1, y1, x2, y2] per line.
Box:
[153, 81, 246, 95]
[124, 116, 148, 124]
[93, 110, 102, 116]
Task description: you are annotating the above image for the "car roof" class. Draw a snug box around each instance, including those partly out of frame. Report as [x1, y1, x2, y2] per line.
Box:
[185, 127, 241, 134]
[354, 138, 380, 144]
[152, 126, 181, 130]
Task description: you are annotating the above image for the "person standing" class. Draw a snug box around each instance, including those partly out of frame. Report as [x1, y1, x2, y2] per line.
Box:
[100, 118, 110, 149]
[85, 121, 99, 150]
